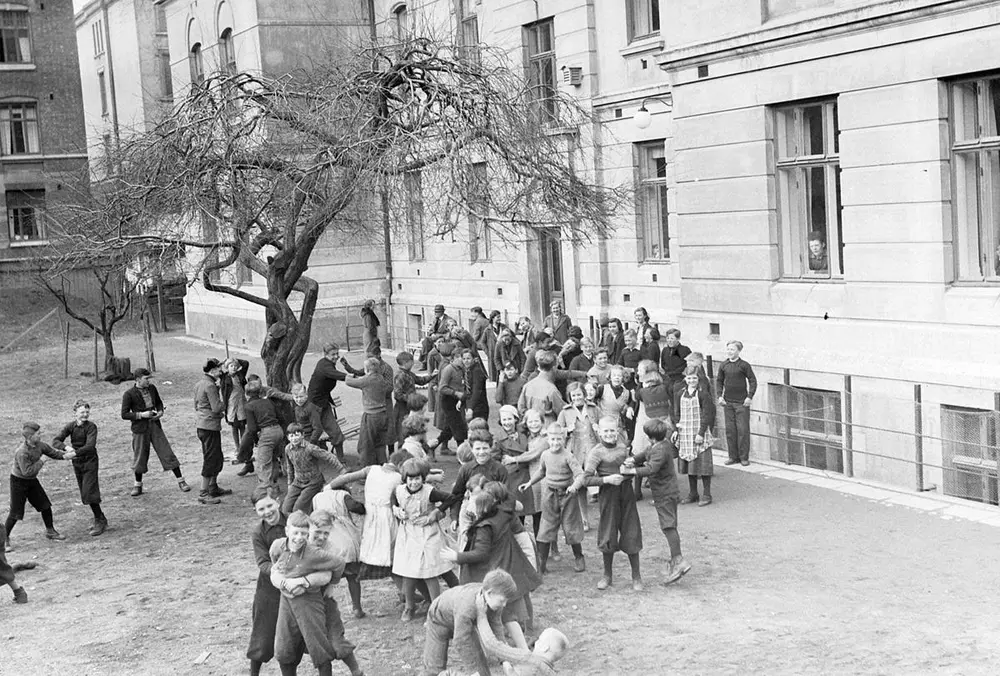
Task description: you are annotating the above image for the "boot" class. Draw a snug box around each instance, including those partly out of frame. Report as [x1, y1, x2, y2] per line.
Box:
[45, 528, 66, 541]
[90, 517, 108, 537]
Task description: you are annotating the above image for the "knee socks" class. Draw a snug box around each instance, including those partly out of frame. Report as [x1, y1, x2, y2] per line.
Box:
[90, 504, 105, 521]
[3, 515, 16, 537]
[348, 576, 363, 612]
[537, 542, 550, 572]
[602, 552, 614, 578]
[532, 514, 541, 538]
[688, 475, 699, 496]
[440, 570, 460, 588]
[41, 508, 54, 530]
[571, 543, 583, 559]
[702, 476, 712, 497]
[663, 527, 682, 559]
[172, 467, 183, 479]
[628, 552, 641, 579]
[278, 662, 298, 676]
[249, 660, 263, 676]
[341, 652, 362, 676]
[135, 472, 144, 483]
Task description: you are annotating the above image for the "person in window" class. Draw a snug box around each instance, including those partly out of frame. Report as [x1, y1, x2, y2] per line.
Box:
[807, 232, 829, 273]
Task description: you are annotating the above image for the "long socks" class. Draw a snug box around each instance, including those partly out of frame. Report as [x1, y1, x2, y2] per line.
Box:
[172, 467, 183, 479]
[532, 514, 541, 539]
[342, 652, 363, 676]
[688, 475, 699, 497]
[628, 552, 641, 580]
[663, 527, 682, 559]
[249, 660, 263, 676]
[41, 508, 54, 530]
[201, 477, 212, 494]
[316, 662, 333, 676]
[90, 504, 105, 521]
[537, 542, 550, 572]
[602, 552, 614, 579]
[570, 543, 583, 559]
[702, 476, 712, 497]
[424, 577, 441, 602]
[278, 662, 298, 676]
[3, 515, 16, 537]
[348, 576, 363, 613]
[135, 472, 144, 483]
[440, 570, 460, 588]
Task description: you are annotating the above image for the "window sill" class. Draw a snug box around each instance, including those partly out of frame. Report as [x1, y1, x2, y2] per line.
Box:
[639, 258, 672, 265]
[778, 276, 844, 283]
[9, 239, 49, 248]
[0, 63, 35, 71]
[543, 125, 579, 138]
[620, 36, 664, 59]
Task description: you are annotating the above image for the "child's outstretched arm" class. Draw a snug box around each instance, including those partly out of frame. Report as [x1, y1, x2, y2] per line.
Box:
[326, 467, 370, 490]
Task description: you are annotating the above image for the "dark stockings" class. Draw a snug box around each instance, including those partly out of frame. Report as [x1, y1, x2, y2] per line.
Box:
[90, 504, 105, 521]
[663, 527, 682, 559]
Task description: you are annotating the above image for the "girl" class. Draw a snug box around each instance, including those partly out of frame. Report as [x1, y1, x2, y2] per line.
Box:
[52, 400, 107, 536]
[494, 406, 534, 521]
[400, 413, 429, 461]
[632, 363, 674, 458]
[360, 299, 380, 356]
[504, 409, 548, 544]
[640, 327, 661, 365]
[486, 310, 506, 382]
[601, 318, 625, 364]
[221, 357, 250, 463]
[456, 474, 489, 552]
[557, 382, 600, 532]
[583, 381, 600, 408]
[674, 365, 716, 506]
[391, 458, 454, 621]
[311, 486, 367, 619]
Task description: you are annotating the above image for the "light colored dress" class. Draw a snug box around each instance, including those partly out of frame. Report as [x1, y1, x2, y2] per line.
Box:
[525, 433, 548, 511]
[312, 488, 362, 563]
[359, 465, 400, 568]
[557, 403, 600, 467]
[392, 484, 453, 579]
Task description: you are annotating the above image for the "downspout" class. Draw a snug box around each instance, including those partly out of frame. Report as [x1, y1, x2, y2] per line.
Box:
[100, 0, 121, 147]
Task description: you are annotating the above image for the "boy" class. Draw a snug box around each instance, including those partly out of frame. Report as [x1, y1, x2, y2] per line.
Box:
[587, 349, 612, 385]
[623, 418, 691, 585]
[121, 368, 189, 497]
[495, 362, 526, 408]
[291, 384, 326, 448]
[344, 357, 394, 466]
[393, 351, 436, 448]
[247, 494, 286, 676]
[475, 600, 569, 676]
[283, 423, 344, 515]
[269, 511, 345, 676]
[53, 400, 108, 535]
[5, 422, 73, 543]
[519, 422, 586, 574]
[306, 511, 366, 676]
[445, 429, 508, 523]
[246, 380, 285, 501]
[421, 569, 518, 676]
[716, 340, 757, 466]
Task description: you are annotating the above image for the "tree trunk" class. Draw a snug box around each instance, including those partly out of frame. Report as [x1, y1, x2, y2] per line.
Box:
[260, 273, 319, 392]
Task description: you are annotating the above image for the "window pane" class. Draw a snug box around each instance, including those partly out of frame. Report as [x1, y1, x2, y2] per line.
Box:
[538, 22, 552, 53]
[777, 108, 798, 160]
[651, 0, 660, 31]
[953, 81, 979, 143]
[658, 184, 669, 258]
[985, 78, 1000, 139]
[802, 105, 824, 156]
[806, 165, 827, 234]
[954, 152, 984, 278]
[988, 149, 1000, 278]
[834, 166, 844, 275]
[832, 101, 840, 154]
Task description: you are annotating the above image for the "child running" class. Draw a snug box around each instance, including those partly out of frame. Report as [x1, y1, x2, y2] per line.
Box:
[5, 422, 73, 544]
[283, 423, 344, 515]
[247, 494, 286, 676]
[312, 487, 367, 619]
[557, 382, 599, 531]
[52, 400, 107, 536]
[583, 416, 643, 591]
[494, 406, 534, 524]
[445, 429, 508, 525]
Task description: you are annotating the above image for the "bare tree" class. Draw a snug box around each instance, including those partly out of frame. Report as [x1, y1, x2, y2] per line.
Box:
[60, 36, 629, 390]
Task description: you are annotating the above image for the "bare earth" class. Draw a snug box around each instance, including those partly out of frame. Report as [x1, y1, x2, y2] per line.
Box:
[2, 332, 1000, 675]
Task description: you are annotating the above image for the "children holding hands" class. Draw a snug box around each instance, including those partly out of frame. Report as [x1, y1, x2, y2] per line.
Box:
[5, 422, 74, 544]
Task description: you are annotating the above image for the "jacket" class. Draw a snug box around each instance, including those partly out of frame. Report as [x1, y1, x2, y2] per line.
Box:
[121, 384, 166, 434]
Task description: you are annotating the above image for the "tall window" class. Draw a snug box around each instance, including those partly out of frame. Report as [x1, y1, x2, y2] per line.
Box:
[92, 19, 104, 56]
[626, 0, 660, 41]
[458, 0, 480, 66]
[635, 141, 669, 261]
[189, 43, 204, 85]
[159, 50, 174, 100]
[405, 171, 425, 261]
[393, 5, 409, 42]
[98, 71, 108, 116]
[524, 19, 556, 125]
[774, 99, 842, 279]
[0, 103, 40, 155]
[0, 10, 31, 63]
[951, 75, 1000, 282]
[468, 162, 490, 262]
[219, 28, 236, 74]
[6, 189, 45, 243]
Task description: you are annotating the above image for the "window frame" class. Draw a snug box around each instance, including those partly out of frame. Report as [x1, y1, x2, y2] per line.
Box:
[625, 0, 660, 43]
[523, 18, 557, 126]
[393, 5, 409, 43]
[468, 162, 490, 263]
[950, 73, 1000, 283]
[0, 102, 41, 156]
[98, 70, 108, 116]
[941, 404, 1000, 504]
[6, 189, 46, 244]
[92, 19, 104, 57]
[773, 98, 843, 280]
[189, 42, 205, 85]
[219, 27, 236, 74]
[0, 9, 31, 64]
[770, 384, 844, 473]
[634, 140, 670, 262]
[456, 0, 480, 66]
[405, 170, 425, 262]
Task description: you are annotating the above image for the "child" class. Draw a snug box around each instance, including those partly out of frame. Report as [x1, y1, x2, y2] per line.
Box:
[623, 418, 691, 585]
[456, 417, 491, 464]
[391, 458, 454, 621]
[421, 568, 518, 676]
[632, 364, 673, 457]
[283, 423, 344, 515]
[306, 511, 366, 676]
[495, 406, 534, 521]
[456, 474, 489, 552]
[400, 413, 430, 461]
[596, 366, 632, 434]
[0, 524, 28, 603]
[445, 429, 509, 525]
[291, 384, 326, 448]
[557, 382, 599, 531]
[617, 330, 642, 377]
[312, 487, 367, 618]
[519, 422, 586, 574]
[504, 409, 547, 544]
[583, 416, 643, 591]
[269, 510, 346, 676]
[495, 362, 527, 408]
[52, 400, 108, 536]
[246, 380, 285, 501]
[587, 349, 612, 385]
[476, 606, 569, 676]
[675, 365, 716, 506]
[5, 422, 73, 544]
[393, 351, 436, 448]
[639, 327, 661, 366]
[247, 493, 286, 676]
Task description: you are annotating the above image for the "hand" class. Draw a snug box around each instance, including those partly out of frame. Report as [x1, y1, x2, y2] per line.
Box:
[518, 482, 532, 493]
[625, 408, 635, 420]
[392, 506, 407, 521]
[694, 434, 704, 445]
[412, 514, 433, 527]
[622, 456, 635, 468]
[620, 465, 636, 476]
[465, 409, 473, 421]
[450, 520, 459, 534]
[670, 431, 678, 444]
[718, 396, 726, 406]
[603, 474, 626, 486]
[502, 455, 516, 465]
[62, 451, 76, 460]
[743, 397, 753, 407]
[440, 547, 458, 563]
[565, 484, 579, 495]
[475, 592, 488, 615]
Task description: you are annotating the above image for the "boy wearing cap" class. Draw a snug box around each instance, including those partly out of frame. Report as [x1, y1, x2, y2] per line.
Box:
[122, 368, 189, 497]
[4, 422, 73, 545]
[194, 358, 230, 505]
[420, 304, 453, 370]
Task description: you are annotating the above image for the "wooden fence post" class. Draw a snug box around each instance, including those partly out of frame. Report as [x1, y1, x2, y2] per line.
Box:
[93, 329, 99, 382]
[63, 320, 70, 379]
[157, 276, 167, 332]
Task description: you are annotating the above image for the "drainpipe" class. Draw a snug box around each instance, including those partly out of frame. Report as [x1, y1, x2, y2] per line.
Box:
[100, 0, 121, 147]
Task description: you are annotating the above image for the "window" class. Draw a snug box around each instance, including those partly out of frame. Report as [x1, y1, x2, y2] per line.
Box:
[524, 19, 556, 125]
[405, 171, 425, 261]
[951, 75, 1000, 282]
[98, 71, 108, 116]
[189, 42, 204, 85]
[774, 99, 842, 279]
[92, 19, 104, 57]
[0, 103, 39, 155]
[941, 405, 999, 504]
[635, 141, 669, 261]
[158, 50, 174, 100]
[6, 189, 45, 243]
[770, 385, 843, 473]
[102, 133, 114, 175]
[393, 5, 409, 42]
[468, 162, 490, 262]
[219, 28, 236, 74]
[458, 0, 480, 66]
[0, 10, 31, 63]
[626, 0, 660, 41]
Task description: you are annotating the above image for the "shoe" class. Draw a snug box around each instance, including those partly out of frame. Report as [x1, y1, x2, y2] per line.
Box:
[664, 558, 691, 585]
[681, 494, 699, 505]
[45, 528, 66, 541]
[699, 496, 713, 506]
[13, 587, 27, 604]
[178, 480, 191, 492]
[12, 562, 36, 572]
[573, 556, 586, 573]
[740, 460, 750, 466]
[198, 492, 222, 505]
[353, 608, 367, 619]
[550, 548, 562, 563]
[90, 518, 108, 537]
[131, 483, 143, 497]
[631, 577, 644, 592]
[400, 607, 415, 622]
[597, 576, 611, 590]
[724, 459, 739, 466]
[237, 463, 254, 477]
[209, 485, 233, 497]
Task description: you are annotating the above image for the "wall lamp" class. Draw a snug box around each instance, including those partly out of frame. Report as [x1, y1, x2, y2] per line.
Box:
[634, 95, 672, 130]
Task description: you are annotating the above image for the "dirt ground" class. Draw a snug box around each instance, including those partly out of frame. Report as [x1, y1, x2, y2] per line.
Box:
[2, 331, 1000, 675]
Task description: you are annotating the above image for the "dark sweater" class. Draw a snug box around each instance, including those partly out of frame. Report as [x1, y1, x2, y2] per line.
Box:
[307, 358, 346, 408]
[716, 358, 757, 403]
[246, 397, 281, 435]
[121, 384, 165, 434]
[53, 420, 98, 460]
[660, 343, 692, 382]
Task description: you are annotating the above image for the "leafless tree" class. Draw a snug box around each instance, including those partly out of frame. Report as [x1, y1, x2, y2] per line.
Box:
[58, 36, 629, 390]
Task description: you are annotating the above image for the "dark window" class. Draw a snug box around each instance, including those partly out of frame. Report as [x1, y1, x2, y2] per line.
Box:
[524, 19, 556, 125]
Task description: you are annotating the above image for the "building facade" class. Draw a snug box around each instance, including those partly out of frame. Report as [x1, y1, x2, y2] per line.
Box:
[658, 0, 1000, 500]
[0, 0, 88, 277]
